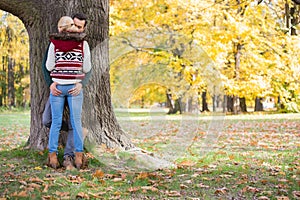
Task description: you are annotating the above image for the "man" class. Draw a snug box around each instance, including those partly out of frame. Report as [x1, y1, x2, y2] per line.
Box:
[42, 13, 91, 170]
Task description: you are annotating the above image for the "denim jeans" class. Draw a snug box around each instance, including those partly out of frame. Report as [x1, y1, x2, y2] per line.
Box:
[48, 84, 83, 153]
[43, 98, 75, 158]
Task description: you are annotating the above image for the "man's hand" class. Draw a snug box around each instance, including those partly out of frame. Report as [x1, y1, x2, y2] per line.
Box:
[50, 82, 62, 96]
[68, 82, 82, 96]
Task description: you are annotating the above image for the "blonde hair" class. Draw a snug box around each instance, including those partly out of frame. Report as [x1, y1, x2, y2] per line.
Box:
[57, 16, 78, 32]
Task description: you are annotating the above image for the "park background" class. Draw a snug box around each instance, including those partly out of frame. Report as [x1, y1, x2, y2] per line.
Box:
[1, 0, 300, 114]
[0, 0, 300, 199]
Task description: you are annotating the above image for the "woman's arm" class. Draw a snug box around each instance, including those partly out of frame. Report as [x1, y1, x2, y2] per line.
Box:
[46, 43, 56, 71]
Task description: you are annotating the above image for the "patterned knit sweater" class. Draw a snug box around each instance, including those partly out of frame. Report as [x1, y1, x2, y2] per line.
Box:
[46, 33, 91, 85]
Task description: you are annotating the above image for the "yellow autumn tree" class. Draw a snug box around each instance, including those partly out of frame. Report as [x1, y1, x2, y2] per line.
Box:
[0, 11, 29, 107]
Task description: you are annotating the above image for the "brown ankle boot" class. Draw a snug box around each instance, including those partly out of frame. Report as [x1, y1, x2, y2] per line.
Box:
[75, 152, 83, 169]
[48, 152, 59, 169]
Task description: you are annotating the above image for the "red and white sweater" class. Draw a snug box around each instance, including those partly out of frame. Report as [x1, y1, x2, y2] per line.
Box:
[46, 39, 91, 85]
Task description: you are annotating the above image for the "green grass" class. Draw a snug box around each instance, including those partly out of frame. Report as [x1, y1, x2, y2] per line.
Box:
[0, 110, 299, 199]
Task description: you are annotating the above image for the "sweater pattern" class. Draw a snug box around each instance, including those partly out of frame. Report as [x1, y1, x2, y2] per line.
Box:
[50, 39, 85, 80]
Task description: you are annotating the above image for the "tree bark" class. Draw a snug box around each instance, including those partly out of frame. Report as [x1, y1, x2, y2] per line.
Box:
[254, 97, 263, 111]
[201, 91, 209, 112]
[233, 43, 242, 114]
[239, 97, 247, 112]
[227, 95, 234, 112]
[0, 56, 7, 107]
[6, 25, 15, 108]
[0, 0, 133, 150]
[223, 95, 227, 113]
[7, 57, 15, 107]
[290, 3, 299, 36]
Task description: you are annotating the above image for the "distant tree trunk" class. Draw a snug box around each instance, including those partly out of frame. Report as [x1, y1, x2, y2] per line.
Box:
[233, 42, 242, 114]
[167, 95, 182, 114]
[212, 95, 216, 112]
[187, 97, 193, 113]
[254, 97, 263, 111]
[0, 56, 7, 107]
[227, 95, 234, 112]
[233, 96, 240, 114]
[0, 0, 133, 150]
[201, 91, 209, 112]
[175, 98, 183, 114]
[7, 57, 15, 107]
[239, 97, 247, 112]
[290, 3, 299, 35]
[166, 90, 175, 114]
[6, 25, 15, 108]
[223, 95, 227, 113]
[285, 2, 290, 31]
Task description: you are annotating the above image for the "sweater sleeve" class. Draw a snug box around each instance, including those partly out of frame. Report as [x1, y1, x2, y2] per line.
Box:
[42, 44, 53, 87]
[46, 43, 56, 71]
[82, 41, 92, 73]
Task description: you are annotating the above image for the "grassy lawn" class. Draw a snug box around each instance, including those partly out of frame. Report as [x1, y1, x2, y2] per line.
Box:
[0, 109, 299, 199]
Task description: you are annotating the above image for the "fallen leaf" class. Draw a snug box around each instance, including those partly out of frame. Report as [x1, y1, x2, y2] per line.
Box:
[28, 183, 42, 189]
[128, 187, 140, 192]
[215, 187, 229, 195]
[257, 196, 270, 200]
[76, 192, 89, 199]
[196, 183, 210, 188]
[29, 177, 44, 183]
[276, 196, 289, 200]
[11, 191, 28, 197]
[88, 192, 106, 198]
[137, 172, 149, 179]
[180, 184, 188, 189]
[184, 179, 193, 184]
[19, 180, 27, 186]
[34, 166, 42, 170]
[93, 170, 105, 179]
[113, 178, 123, 182]
[55, 191, 70, 197]
[177, 160, 195, 167]
[141, 186, 158, 192]
[43, 184, 49, 193]
[166, 190, 181, 197]
[242, 186, 260, 193]
[293, 191, 300, 198]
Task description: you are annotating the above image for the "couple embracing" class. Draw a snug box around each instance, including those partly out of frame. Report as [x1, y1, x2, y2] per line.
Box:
[42, 13, 91, 170]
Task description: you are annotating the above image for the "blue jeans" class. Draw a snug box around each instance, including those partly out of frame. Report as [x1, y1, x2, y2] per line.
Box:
[42, 98, 75, 158]
[48, 84, 84, 153]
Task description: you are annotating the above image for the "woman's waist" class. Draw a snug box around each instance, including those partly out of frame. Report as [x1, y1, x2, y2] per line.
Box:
[52, 78, 82, 85]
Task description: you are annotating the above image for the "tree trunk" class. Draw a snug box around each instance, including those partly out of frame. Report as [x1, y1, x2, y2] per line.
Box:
[239, 97, 247, 112]
[187, 97, 193, 113]
[212, 95, 217, 112]
[233, 43, 242, 114]
[0, 56, 7, 106]
[174, 98, 183, 114]
[285, 2, 290, 31]
[7, 57, 15, 107]
[201, 91, 209, 112]
[290, 3, 299, 36]
[227, 95, 234, 112]
[223, 95, 227, 113]
[0, 0, 133, 150]
[7, 25, 15, 108]
[254, 97, 263, 111]
[166, 89, 175, 114]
